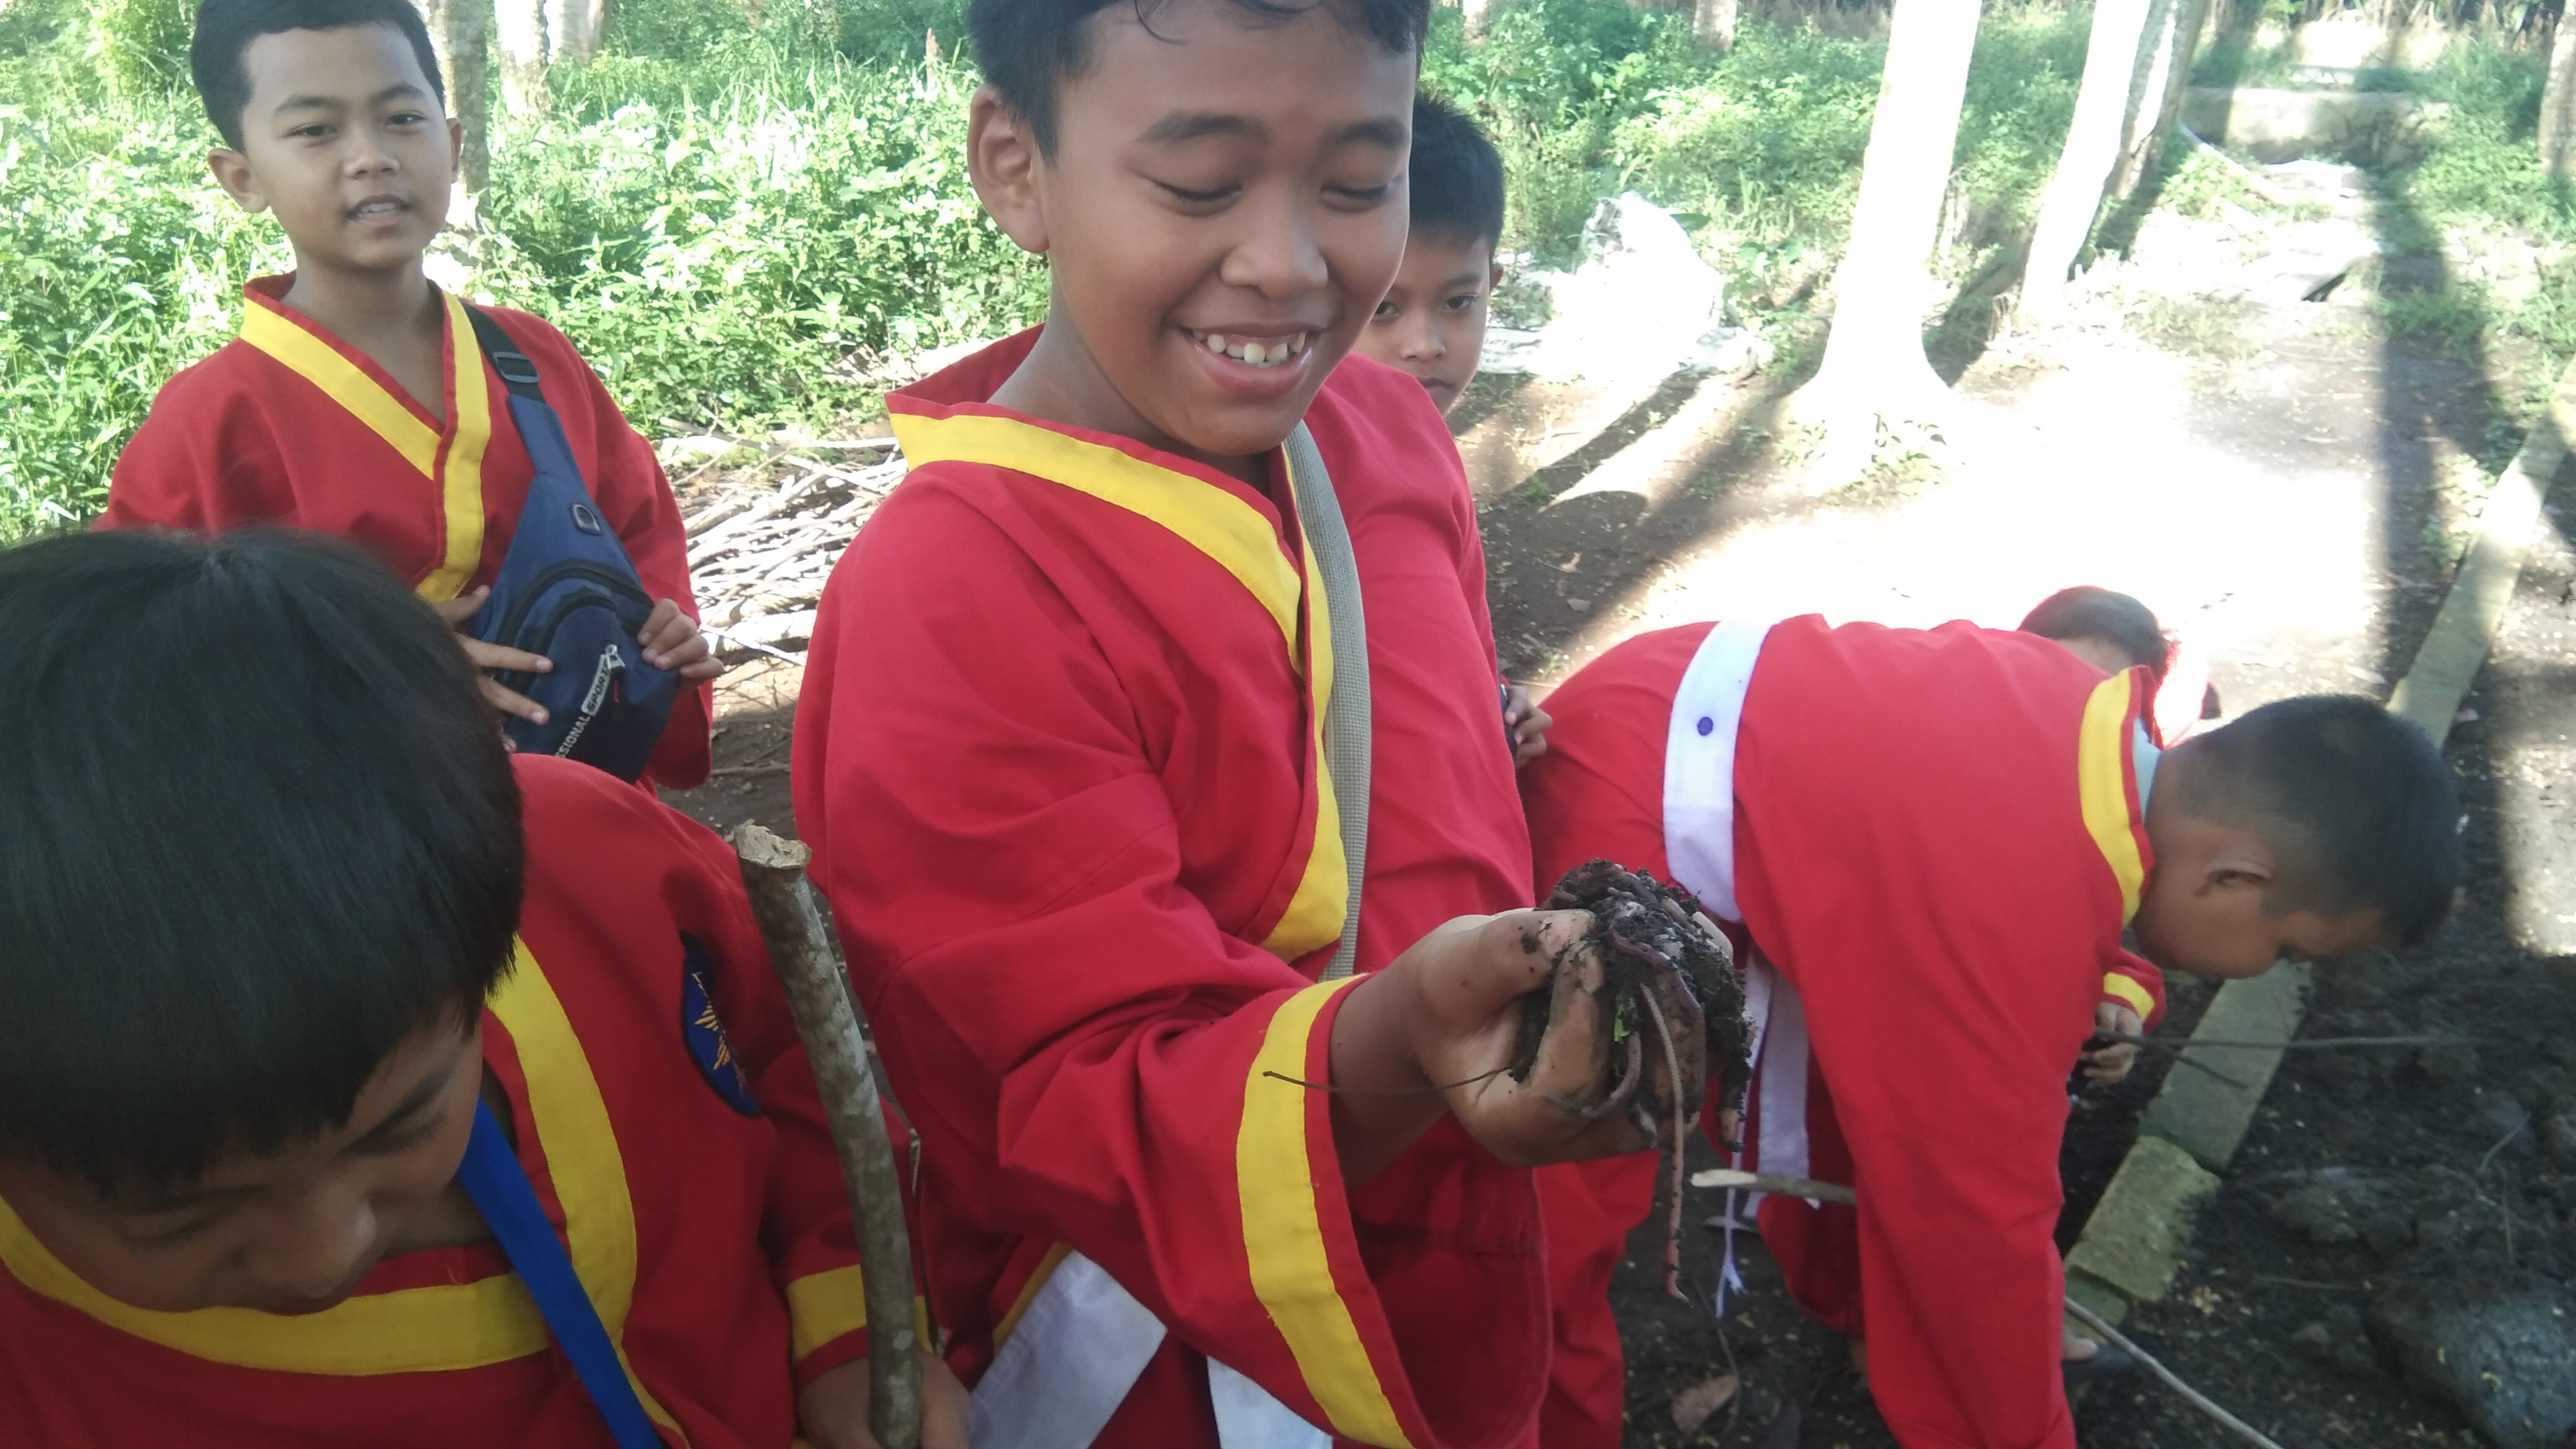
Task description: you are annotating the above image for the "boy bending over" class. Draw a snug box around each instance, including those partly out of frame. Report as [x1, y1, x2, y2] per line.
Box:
[1518, 617, 2459, 1448]
[794, 1, 1651, 1445]
[0, 531, 963, 1448]
[107, 0, 718, 788]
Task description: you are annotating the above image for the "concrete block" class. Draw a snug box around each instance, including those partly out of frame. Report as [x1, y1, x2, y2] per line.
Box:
[2182, 87, 2443, 166]
[2066, 1136, 2219, 1303]
[2139, 962, 2310, 1171]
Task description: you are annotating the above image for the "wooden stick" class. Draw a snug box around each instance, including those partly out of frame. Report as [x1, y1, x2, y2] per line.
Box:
[731, 824, 921, 1449]
[1689, 1167, 2287, 1449]
[2062, 1297, 2286, 1449]
[2100, 1031, 2471, 1051]
[1687, 1167, 1858, 1206]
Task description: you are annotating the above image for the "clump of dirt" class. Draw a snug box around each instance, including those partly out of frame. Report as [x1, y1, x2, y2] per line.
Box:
[1529, 860, 1754, 1146]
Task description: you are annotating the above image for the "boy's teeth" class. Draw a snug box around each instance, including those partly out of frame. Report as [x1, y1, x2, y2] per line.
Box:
[1203, 333, 1227, 355]
[1196, 331, 1311, 368]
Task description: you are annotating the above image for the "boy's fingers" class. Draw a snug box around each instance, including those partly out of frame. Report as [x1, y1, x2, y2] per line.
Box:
[679, 656, 727, 682]
[432, 586, 491, 629]
[480, 677, 549, 726]
[460, 636, 552, 674]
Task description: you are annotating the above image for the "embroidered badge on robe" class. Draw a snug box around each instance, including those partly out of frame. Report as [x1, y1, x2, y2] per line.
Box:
[680, 935, 762, 1116]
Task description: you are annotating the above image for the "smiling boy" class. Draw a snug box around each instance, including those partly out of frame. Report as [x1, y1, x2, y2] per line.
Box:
[791, 1, 1654, 1446]
[1518, 618, 2461, 1448]
[0, 529, 965, 1448]
[104, 0, 718, 789]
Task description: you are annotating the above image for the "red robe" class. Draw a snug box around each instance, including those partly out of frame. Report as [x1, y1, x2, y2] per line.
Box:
[1520, 619, 2166, 1449]
[793, 334, 1546, 1448]
[0, 757, 867, 1445]
[104, 276, 712, 790]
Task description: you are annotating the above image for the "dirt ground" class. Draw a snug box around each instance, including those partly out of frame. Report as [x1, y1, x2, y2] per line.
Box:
[659, 165, 2576, 1447]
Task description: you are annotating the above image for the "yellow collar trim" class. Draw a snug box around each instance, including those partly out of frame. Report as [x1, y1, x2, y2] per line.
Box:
[893, 409, 1350, 963]
[237, 291, 491, 603]
[2077, 671, 2150, 923]
[0, 939, 681, 1435]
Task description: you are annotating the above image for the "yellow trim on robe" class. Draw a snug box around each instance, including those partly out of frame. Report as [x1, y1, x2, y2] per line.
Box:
[487, 941, 689, 1444]
[892, 409, 1351, 964]
[785, 1264, 868, 1362]
[235, 290, 492, 604]
[419, 292, 492, 604]
[0, 941, 664, 1388]
[2076, 671, 2149, 923]
[1236, 977, 1411, 1448]
[990, 1240, 1072, 1353]
[2100, 972, 2157, 1022]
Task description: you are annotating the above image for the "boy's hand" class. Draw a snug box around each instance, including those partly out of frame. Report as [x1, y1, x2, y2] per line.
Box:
[1331, 912, 1651, 1183]
[2081, 1002, 2143, 1083]
[798, 1349, 972, 1449]
[639, 598, 726, 681]
[1504, 684, 1552, 768]
[433, 587, 552, 727]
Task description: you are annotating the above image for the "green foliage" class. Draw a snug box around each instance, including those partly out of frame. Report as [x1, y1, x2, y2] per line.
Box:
[91, 0, 196, 97]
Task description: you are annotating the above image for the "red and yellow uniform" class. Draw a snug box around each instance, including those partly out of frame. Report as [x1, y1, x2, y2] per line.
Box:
[793, 334, 1545, 1449]
[0, 756, 865, 1446]
[104, 276, 711, 790]
[1520, 618, 2167, 1449]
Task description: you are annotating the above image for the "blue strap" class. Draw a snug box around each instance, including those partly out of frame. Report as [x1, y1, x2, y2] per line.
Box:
[455, 1101, 663, 1449]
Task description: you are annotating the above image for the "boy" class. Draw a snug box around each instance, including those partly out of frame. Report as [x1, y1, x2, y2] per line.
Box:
[0, 530, 965, 1447]
[1519, 617, 2461, 1447]
[2020, 583, 2220, 748]
[1351, 92, 1547, 765]
[792, 2, 1651, 1445]
[103, 0, 718, 790]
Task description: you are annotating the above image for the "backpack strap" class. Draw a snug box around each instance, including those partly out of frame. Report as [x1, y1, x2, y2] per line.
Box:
[1281, 424, 1369, 982]
[455, 1100, 663, 1449]
[463, 303, 547, 404]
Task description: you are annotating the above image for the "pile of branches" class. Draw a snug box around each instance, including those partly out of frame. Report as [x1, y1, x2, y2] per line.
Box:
[679, 438, 904, 661]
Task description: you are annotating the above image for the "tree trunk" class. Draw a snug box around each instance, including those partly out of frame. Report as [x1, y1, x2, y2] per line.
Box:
[1463, 0, 1493, 41]
[1787, 0, 1986, 484]
[2107, 0, 2210, 206]
[1696, 0, 1741, 50]
[439, 0, 494, 193]
[542, 0, 611, 63]
[2544, 9, 2576, 178]
[492, 0, 549, 118]
[2021, 0, 2162, 317]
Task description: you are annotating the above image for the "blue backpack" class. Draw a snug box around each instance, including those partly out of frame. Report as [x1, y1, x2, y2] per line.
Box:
[463, 308, 678, 783]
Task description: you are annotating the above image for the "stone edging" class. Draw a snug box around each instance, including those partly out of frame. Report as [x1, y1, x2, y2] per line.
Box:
[2060, 357, 2576, 1344]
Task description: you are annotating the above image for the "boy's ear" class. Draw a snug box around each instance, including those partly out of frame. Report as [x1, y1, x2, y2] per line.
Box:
[967, 84, 1050, 258]
[206, 147, 268, 215]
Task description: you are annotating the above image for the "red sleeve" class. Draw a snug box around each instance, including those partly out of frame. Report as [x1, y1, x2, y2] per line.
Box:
[103, 354, 297, 534]
[794, 476, 1544, 1449]
[2100, 949, 2166, 1030]
[496, 313, 713, 791]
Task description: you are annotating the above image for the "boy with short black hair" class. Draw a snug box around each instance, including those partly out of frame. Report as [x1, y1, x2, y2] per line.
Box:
[106, 0, 718, 790]
[1520, 617, 2461, 1447]
[793, 1, 1653, 1445]
[1353, 91, 1504, 417]
[0, 529, 963, 1447]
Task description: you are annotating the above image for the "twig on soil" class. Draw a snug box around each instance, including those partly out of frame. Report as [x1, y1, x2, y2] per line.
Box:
[711, 762, 791, 779]
[2246, 1273, 2367, 1292]
[2101, 1032, 2472, 1051]
[2477, 1116, 2528, 1175]
[2061, 1298, 2287, 1449]
[1258, 1066, 1513, 1095]
[1687, 1168, 1860, 1206]
[702, 625, 806, 666]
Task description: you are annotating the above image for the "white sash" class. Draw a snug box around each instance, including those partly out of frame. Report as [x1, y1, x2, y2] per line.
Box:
[1660, 619, 1775, 923]
[968, 1251, 1328, 1449]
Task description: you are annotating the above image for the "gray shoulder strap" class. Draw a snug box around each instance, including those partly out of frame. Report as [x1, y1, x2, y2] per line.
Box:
[1282, 423, 1369, 981]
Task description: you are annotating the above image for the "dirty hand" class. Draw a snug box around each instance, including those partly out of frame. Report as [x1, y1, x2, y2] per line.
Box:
[639, 598, 724, 681]
[797, 1349, 972, 1449]
[2081, 1001, 2144, 1083]
[1391, 912, 1664, 1168]
[1503, 683, 1553, 768]
[433, 587, 553, 728]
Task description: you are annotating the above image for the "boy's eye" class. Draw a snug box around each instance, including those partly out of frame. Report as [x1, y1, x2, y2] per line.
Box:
[121, 1206, 230, 1250]
[1372, 300, 1399, 321]
[1442, 293, 1481, 313]
[1327, 182, 1396, 206]
[1152, 180, 1237, 206]
[290, 124, 334, 140]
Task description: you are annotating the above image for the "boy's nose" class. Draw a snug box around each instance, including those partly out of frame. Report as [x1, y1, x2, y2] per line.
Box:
[252, 1189, 380, 1306]
[1217, 191, 1329, 298]
[1396, 315, 1445, 363]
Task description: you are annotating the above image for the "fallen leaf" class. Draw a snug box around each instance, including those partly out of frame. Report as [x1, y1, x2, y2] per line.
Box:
[1669, 1372, 1739, 1433]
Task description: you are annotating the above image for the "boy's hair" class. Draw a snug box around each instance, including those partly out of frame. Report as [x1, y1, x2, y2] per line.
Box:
[191, 0, 446, 149]
[0, 529, 521, 1194]
[1409, 91, 1503, 253]
[2165, 695, 2461, 947]
[2019, 585, 2168, 681]
[967, 0, 1431, 155]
